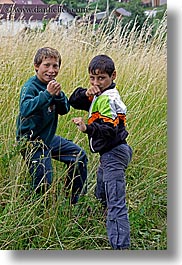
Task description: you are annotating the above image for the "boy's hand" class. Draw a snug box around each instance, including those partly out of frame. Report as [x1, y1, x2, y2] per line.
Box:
[85, 85, 101, 97]
[72, 117, 87, 132]
[47, 80, 61, 96]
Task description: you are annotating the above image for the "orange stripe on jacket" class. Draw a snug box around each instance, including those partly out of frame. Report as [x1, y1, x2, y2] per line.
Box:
[88, 112, 120, 127]
[118, 114, 126, 126]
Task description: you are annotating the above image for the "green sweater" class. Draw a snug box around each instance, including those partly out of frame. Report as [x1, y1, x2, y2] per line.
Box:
[16, 76, 70, 146]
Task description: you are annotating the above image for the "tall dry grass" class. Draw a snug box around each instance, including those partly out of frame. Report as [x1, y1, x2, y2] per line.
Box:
[0, 15, 167, 249]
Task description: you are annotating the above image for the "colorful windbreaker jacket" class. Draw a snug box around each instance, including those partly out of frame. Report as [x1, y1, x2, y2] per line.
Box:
[16, 75, 70, 146]
[69, 82, 128, 154]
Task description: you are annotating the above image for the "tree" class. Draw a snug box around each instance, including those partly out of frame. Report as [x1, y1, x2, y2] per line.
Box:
[119, 0, 147, 32]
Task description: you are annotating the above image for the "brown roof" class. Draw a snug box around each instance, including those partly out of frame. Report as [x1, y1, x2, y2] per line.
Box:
[0, 4, 76, 21]
[13, 0, 45, 4]
[0, 0, 45, 3]
[0, 0, 14, 3]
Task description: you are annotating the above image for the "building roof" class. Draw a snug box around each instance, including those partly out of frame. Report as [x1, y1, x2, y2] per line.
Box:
[0, 0, 45, 3]
[0, 0, 14, 3]
[115, 7, 131, 17]
[0, 4, 77, 21]
[14, 0, 45, 4]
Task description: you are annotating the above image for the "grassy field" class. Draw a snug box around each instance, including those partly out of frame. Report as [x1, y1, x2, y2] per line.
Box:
[0, 16, 167, 250]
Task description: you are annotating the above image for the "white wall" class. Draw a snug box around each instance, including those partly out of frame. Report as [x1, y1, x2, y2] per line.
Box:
[58, 12, 75, 26]
[0, 20, 43, 36]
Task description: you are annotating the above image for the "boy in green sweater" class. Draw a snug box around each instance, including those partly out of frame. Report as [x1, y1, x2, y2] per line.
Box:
[16, 47, 87, 204]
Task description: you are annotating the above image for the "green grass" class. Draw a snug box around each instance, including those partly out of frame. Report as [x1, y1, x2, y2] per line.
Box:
[0, 15, 167, 250]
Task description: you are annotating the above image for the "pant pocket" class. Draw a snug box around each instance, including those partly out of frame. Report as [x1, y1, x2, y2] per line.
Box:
[105, 179, 126, 205]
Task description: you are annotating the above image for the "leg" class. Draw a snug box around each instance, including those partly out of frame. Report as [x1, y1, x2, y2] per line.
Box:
[22, 142, 53, 193]
[105, 179, 130, 249]
[50, 135, 88, 204]
[101, 144, 132, 249]
[95, 165, 107, 210]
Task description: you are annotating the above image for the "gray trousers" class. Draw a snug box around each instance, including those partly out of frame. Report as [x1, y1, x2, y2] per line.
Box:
[95, 144, 132, 249]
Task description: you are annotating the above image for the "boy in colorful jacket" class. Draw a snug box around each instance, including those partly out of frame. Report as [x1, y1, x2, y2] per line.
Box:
[69, 54, 132, 249]
[16, 47, 87, 204]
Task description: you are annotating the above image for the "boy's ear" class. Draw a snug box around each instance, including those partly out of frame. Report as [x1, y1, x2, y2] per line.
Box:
[34, 64, 39, 71]
[112, 70, 116, 80]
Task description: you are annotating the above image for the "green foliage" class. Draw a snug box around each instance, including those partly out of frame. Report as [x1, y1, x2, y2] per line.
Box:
[42, 19, 49, 32]
[121, 0, 146, 27]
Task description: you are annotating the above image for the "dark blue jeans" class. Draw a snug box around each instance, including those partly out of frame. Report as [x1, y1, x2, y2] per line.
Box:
[95, 144, 132, 249]
[23, 135, 88, 204]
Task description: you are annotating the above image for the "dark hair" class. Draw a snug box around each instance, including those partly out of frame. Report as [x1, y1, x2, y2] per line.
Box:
[34, 47, 61, 67]
[88, 54, 115, 77]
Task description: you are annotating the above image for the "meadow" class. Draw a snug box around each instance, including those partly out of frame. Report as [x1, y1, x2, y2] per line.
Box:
[0, 15, 167, 250]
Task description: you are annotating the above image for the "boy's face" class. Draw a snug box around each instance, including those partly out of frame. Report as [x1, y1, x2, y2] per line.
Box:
[89, 69, 116, 92]
[34, 57, 60, 84]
